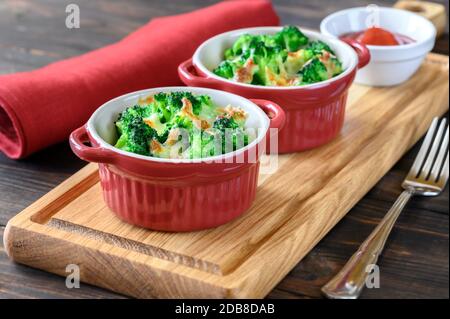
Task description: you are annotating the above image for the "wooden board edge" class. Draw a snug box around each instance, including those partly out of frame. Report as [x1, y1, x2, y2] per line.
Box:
[3, 223, 245, 298]
[425, 52, 449, 68]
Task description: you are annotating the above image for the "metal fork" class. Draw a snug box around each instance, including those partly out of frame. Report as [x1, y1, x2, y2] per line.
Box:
[322, 117, 449, 299]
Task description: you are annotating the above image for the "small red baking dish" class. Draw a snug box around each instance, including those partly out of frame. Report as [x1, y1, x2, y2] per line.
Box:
[178, 27, 370, 153]
[70, 87, 285, 231]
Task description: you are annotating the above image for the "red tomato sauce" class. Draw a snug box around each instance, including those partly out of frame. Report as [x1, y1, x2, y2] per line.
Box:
[341, 27, 415, 46]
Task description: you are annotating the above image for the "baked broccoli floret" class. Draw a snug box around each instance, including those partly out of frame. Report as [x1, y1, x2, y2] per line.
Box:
[259, 34, 279, 48]
[285, 49, 314, 74]
[213, 116, 249, 154]
[325, 57, 343, 77]
[114, 105, 156, 155]
[171, 114, 192, 130]
[196, 94, 216, 120]
[213, 116, 239, 131]
[167, 91, 192, 109]
[229, 34, 256, 56]
[305, 40, 335, 55]
[304, 41, 342, 77]
[152, 92, 172, 123]
[169, 91, 215, 116]
[298, 58, 329, 84]
[213, 60, 235, 79]
[153, 92, 196, 123]
[275, 26, 308, 52]
[189, 130, 219, 158]
[250, 43, 287, 85]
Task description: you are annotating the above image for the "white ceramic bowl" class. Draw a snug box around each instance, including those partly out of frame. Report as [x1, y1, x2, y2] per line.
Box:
[320, 7, 436, 86]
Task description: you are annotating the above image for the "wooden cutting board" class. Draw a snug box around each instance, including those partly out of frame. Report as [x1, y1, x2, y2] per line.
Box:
[4, 53, 449, 299]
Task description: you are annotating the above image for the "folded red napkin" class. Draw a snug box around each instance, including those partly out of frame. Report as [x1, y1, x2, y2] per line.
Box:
[0, 0, 279, 159]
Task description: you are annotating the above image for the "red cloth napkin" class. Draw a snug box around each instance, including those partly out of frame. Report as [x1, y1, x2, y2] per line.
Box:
[0, 0, 279, 159]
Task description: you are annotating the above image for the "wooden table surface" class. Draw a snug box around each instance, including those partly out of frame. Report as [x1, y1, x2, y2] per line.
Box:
[0, 0, 448, 299]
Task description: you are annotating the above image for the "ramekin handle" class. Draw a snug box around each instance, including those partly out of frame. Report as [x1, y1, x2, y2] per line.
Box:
[69, 126, 117, 164]
[178, 58, 214, 87]
[341, 38, 371, 69]
[250, 99, 286, 130]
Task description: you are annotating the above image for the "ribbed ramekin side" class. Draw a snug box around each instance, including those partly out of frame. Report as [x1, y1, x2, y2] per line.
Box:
[278, 93, 348, 153]
[98, 162, 260, 231]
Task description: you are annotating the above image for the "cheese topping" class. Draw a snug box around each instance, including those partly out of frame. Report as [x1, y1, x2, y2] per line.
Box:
[223, 105, 248, 123]
[181, 97, 211, 130]
[234, 59, 257, 84]
[138, 95, 154, 106]
[143, 113, 167, 136]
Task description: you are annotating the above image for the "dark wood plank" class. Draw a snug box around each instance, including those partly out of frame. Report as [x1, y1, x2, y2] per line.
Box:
[0, 0, 448, 299]
[0, 143, 85, 226]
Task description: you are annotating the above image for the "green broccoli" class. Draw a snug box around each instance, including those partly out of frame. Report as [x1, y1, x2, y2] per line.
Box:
[325, 57, 343, 77]
[188, 129, 221, 158]
[229, 34, 257, 56]
[213, 116, 249, 154]
[275, 26, 309, 52]
[305, 40, 335, 55]
[223, 47, 235, 60]
[196, 94, 216, 120]
[164, 91, 214, 118]
[298, 58, 329, 84]
[250, 43, 287, 85]
[114, 105, 156, 155]
[213, 116, 239, 131]
[153, 92, 172, 123]
[213, 60, 235, 79]
[304, 41, 342, 77]
[259, 34, 279, 48]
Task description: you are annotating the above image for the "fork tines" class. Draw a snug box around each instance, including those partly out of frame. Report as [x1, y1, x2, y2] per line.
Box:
[408, 117, 449, 184]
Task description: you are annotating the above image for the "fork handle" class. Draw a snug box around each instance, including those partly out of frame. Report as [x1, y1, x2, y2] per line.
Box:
[321, 189, 414, 299]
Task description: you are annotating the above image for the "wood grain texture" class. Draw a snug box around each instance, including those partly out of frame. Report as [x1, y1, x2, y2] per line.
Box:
[0, 0, 448, 299]
[394, 0, 447, 37]
[3, 54, 448, 298]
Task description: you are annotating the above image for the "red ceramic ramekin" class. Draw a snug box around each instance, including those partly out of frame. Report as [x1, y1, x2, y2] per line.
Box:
[178, 27, 370, 153]
[69, 87, 285, 232]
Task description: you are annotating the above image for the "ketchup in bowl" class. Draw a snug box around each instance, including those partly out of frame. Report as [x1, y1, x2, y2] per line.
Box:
[341, 27, 415, 46]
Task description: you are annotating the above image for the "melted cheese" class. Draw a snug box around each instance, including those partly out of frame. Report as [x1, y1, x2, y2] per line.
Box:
[137, 95, 154, 106]
[234, 59, 257, 84]
[265, 66, 297, 86]
[166, 128, 182, 146]
[319, 50, 339, 78]
[149, 139, 171, 158]
[286, 49, 310, 74]
[143, 114, 166, 136]
[181, 97, 211, 130]
[223, 105, 248, 123]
